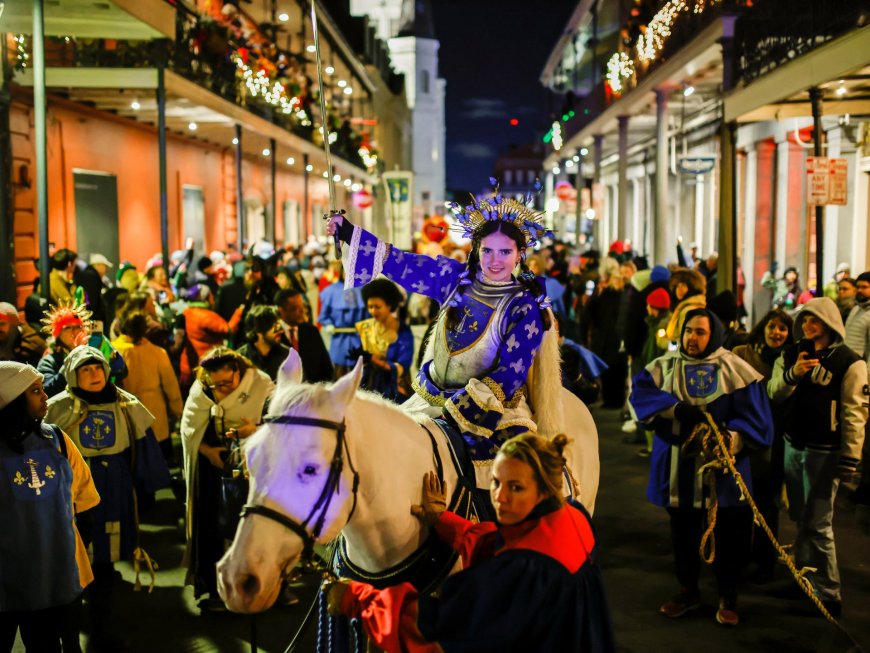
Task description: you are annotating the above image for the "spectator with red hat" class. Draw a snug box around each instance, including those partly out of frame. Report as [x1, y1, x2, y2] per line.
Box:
[632, 287, 673, 457]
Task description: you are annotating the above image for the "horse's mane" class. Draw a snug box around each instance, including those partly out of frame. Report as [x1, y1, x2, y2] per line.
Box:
[268, 380, 421, 423]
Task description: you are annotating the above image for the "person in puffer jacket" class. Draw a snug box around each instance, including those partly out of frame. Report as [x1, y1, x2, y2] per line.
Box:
[767, 297, 868, 617]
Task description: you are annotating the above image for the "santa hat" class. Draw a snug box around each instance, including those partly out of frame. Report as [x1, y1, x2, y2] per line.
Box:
[0, 362, 42, 409]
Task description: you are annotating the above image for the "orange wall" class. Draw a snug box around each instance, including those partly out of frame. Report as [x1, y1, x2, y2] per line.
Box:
[10, 96, 337, 307]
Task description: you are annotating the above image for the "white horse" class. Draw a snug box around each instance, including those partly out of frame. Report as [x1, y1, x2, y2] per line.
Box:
[218, 350, 600, 613]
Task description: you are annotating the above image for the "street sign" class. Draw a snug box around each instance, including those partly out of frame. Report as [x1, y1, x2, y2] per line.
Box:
[806, 156, 849, 205]
[829, 158, 848, 205]
[806, 156, 829, 204]
[678, 157, 716, 175]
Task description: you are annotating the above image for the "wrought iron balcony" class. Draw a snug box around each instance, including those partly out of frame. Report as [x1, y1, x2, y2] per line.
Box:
[735, 0, 869, 87]
[10, 14, 375, 173]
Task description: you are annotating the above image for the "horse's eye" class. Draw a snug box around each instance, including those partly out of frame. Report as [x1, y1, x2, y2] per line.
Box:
[298, 464, 319, 482]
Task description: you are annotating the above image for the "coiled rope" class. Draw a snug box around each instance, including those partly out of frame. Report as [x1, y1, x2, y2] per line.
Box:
[685, 413, 865, 652]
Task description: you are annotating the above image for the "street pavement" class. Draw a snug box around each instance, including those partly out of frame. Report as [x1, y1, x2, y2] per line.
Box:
[14, 406, 870, 652]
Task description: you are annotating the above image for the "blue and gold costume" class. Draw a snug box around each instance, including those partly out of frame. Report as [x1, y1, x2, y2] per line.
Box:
[45, 346, 169, 564]
[318, 281, 367, 370]
[339, 222, 545, 441]
[630, 310, 773, 508]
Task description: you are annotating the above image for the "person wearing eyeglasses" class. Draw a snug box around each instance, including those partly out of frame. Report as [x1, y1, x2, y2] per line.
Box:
[179, 346, 274, 612]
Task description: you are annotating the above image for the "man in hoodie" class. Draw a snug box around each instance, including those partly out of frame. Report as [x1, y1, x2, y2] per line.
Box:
[843, 271, 870, 364]
[767, 297, 867, 616]
[630, 308, 773, 626]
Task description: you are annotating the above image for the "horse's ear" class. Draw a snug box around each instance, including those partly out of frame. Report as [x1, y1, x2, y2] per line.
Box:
[277, 348, 304, 388]
[330, 356, 363, 405]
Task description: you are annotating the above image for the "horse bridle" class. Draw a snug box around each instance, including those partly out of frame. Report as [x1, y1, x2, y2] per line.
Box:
[239, 416, 360, 563]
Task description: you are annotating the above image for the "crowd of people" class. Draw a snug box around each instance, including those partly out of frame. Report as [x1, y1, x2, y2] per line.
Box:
[1, 197, 868, 650]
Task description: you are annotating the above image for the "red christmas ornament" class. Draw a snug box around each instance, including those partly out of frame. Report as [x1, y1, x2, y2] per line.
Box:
[353, 189, 373, 209]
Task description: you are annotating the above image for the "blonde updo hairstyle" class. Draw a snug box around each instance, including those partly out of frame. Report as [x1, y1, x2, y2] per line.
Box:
[497, 433, 570, 506]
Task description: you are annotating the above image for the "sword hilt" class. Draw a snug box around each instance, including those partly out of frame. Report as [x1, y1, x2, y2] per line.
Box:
[324, 209, 346, 259]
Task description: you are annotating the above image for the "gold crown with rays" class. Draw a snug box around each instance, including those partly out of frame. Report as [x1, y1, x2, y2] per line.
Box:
[447, 178, 552, 247]
[41, 298, 92, 339]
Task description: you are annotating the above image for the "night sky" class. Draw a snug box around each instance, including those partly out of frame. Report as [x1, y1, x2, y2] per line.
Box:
[430, 0, 577, 194]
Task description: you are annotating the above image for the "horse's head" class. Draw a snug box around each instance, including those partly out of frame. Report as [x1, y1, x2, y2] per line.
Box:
[218, 350, 363, 613]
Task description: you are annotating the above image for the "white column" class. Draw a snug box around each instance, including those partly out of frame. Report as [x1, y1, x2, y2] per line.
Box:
[823, 128, 842, 285]
[693, 176, 705, 252]
[632, 177, 642, 251]
[655, 89, 670, 265]
[743, 146, 758, 324]
[618, 116, 630, 240]
[775, 139, 790, 269]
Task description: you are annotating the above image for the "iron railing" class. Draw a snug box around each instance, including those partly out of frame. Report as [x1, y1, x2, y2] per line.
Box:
[13, 12, 379, 172]
[735, 0, 870, 87]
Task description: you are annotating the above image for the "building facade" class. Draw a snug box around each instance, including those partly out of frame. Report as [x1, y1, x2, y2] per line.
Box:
[0, 0, 412, 307]
[540, 0, 870, 323]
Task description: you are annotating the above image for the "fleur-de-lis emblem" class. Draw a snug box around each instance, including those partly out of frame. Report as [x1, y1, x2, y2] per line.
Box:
[44, 466, 56, 479]
[13, 471, 25, 485]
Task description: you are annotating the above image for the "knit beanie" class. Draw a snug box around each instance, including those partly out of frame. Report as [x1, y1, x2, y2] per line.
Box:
[649, 265, 670, 284]
[0, 362, 42, 409]
[646, 288, 671, 311]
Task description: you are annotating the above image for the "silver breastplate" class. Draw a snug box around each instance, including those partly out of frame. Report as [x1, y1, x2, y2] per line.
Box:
[429, 279, 525, 388]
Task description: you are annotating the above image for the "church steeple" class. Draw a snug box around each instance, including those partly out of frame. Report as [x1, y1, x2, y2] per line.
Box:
[397, 0, 435, 39]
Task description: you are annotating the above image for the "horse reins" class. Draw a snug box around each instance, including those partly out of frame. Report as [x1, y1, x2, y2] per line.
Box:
[239, 416, 360, 564]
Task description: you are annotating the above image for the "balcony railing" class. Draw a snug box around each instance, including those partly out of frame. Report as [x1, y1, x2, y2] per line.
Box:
[8, 9, 381, 174]
[735, 0, 869, 87]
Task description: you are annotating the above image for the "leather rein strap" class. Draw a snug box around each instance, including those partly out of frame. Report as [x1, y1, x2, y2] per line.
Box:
[239, 416, 360, 562]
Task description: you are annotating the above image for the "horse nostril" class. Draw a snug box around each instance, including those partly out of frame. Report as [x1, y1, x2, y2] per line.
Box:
[241, 574, 260, 598]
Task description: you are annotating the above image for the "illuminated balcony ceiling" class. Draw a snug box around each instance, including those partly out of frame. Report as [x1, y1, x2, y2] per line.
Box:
[13, 66, 377, 184]
[0, 0, 167, 40]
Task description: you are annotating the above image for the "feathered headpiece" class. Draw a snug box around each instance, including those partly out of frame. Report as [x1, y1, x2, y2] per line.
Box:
[447, 177, 552, 248]
[41, 299, 92, 339]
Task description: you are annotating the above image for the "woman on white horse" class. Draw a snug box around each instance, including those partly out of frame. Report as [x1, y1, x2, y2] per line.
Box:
[325, 432, 616, 652]
[327, 179, 564, 445]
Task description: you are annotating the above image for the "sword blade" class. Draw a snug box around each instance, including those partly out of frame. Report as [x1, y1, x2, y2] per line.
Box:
[310, 1, 342, 258]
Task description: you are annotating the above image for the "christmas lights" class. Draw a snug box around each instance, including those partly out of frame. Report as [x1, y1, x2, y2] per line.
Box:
[551, 121, 563, 151]
[14, 34, 29, 69]
[606, 51, 634, 94]
[635, 0, 721, 64]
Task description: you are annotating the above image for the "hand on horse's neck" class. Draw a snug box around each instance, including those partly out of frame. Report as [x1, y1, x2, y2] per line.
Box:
[339, 397, 459, 573]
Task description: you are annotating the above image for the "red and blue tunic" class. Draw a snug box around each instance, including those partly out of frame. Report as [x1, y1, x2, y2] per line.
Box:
[338, 501, 616, 652]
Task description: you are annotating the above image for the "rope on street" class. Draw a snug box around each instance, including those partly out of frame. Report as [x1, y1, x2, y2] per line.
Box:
[685, 414, 865, 652]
